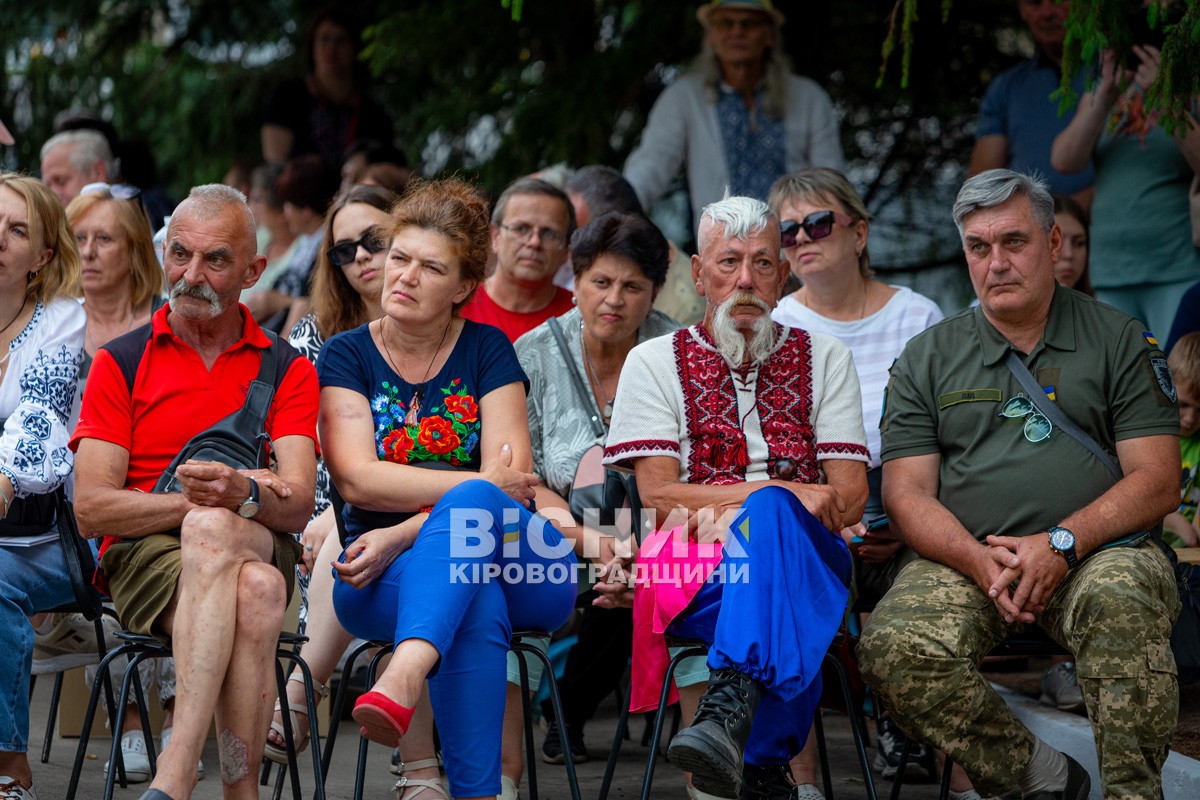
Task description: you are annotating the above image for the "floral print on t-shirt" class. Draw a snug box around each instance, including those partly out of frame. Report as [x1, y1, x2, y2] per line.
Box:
[372, 377, 480, 466]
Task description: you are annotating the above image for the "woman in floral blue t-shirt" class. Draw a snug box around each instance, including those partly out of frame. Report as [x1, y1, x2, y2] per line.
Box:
[316, 178, 577, 800]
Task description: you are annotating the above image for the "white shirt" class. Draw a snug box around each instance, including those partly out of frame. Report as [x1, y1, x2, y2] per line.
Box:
[772, 285, 943, 467]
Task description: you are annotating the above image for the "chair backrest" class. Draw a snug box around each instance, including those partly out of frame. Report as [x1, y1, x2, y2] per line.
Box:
[54, 489, 104, 621]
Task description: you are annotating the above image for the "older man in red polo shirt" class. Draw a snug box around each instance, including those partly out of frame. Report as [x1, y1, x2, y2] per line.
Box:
[71, 184, 319, 800]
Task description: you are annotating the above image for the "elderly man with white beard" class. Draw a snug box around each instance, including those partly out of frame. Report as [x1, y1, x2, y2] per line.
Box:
[598, 194, 869, 800]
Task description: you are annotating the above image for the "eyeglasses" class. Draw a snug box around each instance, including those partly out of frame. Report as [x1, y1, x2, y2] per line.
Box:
[80, 182, 141, 201]
[327, 227, 386, 267]
[780, 210, 855, 248]
[997, 394, 1053, 443]
[498, 223, 567, 249]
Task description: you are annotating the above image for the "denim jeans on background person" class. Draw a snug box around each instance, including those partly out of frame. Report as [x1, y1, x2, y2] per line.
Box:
[0, 535, 75, 752]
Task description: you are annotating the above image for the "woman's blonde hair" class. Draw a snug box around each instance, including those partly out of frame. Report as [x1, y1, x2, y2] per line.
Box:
[66, 191, 165, 308]
[0, 173, 81, 302]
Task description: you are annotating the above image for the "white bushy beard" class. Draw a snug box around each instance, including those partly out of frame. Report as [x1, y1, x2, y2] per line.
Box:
[709, 291, 775, 365]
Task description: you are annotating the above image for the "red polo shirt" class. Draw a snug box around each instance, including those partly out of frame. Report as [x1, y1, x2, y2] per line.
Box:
[461, 283, 575, 343]
[70, 304, 319, 554]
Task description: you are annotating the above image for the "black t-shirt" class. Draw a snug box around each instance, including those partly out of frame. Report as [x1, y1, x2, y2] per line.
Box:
[262, 78, 395, 164]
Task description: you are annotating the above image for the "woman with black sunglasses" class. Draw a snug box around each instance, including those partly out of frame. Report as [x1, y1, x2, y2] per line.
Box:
[768, 168, 945, 790]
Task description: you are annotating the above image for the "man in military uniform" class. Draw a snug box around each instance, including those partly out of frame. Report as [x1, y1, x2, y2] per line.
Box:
[859, 169, 1181, 800]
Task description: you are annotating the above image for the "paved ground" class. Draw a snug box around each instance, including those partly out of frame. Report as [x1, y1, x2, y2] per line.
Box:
[27, 675, 948, 800]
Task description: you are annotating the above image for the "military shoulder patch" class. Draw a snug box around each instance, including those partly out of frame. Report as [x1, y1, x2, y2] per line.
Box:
[1150, 351, 1177, 403]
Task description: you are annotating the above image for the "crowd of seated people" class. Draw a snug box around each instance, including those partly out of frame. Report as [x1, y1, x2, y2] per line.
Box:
[4, 3, 1199, 800]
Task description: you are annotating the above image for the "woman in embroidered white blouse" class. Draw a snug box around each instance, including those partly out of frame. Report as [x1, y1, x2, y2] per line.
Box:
[0, 173, 86, 800]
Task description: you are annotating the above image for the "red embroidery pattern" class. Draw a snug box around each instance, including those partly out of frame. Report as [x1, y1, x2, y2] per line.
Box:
[676, 329, 748, 485]
[603, 439, 680, 468]
[819, 441, 871, 458]
[757, 327, 821, 482]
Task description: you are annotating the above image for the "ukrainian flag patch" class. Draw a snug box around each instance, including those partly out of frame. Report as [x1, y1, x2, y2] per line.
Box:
[1144, 331, 1160, 347]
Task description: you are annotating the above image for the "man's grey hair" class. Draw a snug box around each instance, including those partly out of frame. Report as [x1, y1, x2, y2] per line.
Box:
[40, 129, 117, 178]
[171, 184, 257, 253]
[952, 169, 1055, 238]
[697, 194, 775, 252]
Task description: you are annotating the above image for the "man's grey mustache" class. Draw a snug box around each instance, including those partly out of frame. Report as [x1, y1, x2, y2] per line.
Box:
[169, 278, 220, 303]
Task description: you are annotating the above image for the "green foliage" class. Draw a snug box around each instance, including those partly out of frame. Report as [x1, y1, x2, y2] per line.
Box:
[879, 0, 1200, 131]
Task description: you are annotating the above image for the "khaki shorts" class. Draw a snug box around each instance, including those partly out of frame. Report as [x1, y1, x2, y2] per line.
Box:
[101, 530, 302, 642]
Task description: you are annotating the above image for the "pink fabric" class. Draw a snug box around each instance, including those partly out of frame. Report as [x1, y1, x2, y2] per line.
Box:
[630, 525, 725, 713]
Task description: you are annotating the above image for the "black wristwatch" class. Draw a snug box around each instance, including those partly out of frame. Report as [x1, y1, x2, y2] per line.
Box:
[237, 477, 261, 519]
[1047, 526, 1078, 569]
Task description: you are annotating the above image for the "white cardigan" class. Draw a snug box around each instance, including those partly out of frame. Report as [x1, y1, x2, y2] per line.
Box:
[623, 71, 844, 226]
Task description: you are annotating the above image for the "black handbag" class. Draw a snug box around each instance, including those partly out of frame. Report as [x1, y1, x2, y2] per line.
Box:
[153, 342, 279, 494]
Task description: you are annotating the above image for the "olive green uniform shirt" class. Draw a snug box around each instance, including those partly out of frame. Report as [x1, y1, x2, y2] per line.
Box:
[880, 285, 1179, 540]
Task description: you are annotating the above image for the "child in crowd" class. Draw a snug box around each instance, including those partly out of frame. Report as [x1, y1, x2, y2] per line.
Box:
[1165, 332, 1200, 548]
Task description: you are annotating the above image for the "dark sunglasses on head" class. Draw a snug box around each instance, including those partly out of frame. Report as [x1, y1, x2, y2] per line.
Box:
[327, 227, 386, 267]
[780, 210, 855, 248]
[80, 182, 142, 201]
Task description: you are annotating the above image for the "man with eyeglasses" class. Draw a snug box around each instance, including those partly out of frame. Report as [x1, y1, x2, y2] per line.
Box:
[623, 0, 843, 232]
[598, 194, 869, 800]
[859, 169, 1181, 800]
[462, 177, 576, 342]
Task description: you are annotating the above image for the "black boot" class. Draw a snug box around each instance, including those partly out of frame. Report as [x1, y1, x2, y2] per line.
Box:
[668, 667, 763, 798]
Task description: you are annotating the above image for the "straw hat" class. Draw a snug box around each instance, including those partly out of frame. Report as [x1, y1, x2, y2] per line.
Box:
[696, 0, 785, 28]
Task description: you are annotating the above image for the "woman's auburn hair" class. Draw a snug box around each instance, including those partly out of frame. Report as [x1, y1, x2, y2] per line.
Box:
[382, 177, 491, 315]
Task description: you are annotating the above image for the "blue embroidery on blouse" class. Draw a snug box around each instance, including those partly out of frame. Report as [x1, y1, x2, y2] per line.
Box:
[716, 85, 785, 202]
[20, 344, 82, 424]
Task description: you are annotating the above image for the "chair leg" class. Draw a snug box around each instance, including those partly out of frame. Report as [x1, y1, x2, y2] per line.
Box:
[65, 642, 142, 800]
[597, 694, 632, 800]
[516, 650, 539, 800]
[322, 639, 377, 783]
[813, 709, 834, 800]
[273, 658, 304, 800]
[640, 646, 706, 800]
[40, 672, 64, 764]
[277, 648, 329, 800]
[104, 649, 158, 800]
[514, 640, 582, 800]
[889, 737, 916, 800]
[938, 755, 954, 800]
[352, 645, 394, 800]
[823, 651, 878, 800]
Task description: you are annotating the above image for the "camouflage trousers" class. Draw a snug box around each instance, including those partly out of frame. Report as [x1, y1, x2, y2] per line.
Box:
[859, 542, 1180, 799]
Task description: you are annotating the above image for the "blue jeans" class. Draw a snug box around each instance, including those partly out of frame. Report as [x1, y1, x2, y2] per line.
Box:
[0, 535, 75, 752]
[333, 480, 578, 797]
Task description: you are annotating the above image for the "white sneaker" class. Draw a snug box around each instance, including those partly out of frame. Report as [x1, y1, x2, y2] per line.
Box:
[161, 727, 204, 779]
[32, 613, 115, 675]
[0, 776, 36, 799]
[103, 731, 152, 783]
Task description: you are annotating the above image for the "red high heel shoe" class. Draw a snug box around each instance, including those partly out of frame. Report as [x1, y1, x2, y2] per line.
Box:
[352, 690, 415, 747]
